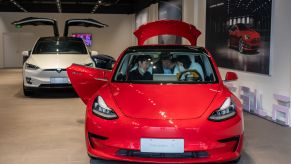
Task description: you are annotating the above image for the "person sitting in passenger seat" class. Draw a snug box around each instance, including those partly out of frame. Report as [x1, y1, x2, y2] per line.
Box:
[128, 55, 153, 81]
[153, 53, 176, 74]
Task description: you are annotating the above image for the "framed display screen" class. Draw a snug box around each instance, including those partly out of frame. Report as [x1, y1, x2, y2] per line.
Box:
[71, 33, 92, 46]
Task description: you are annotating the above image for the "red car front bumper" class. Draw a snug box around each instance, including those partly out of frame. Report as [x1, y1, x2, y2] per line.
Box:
[243, 38, 260, 51]
[85, 109, 243, 163]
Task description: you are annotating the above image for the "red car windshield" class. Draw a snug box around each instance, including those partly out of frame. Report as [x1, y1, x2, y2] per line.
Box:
[236, 24, 249, 31]
[33, 40, 87, 54]
[113, 48, 218, 84]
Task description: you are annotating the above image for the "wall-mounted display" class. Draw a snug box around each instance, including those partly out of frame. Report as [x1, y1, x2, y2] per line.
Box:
[158, 0, 182, 44]
[206, 0, 272, 75]
[71, 33, 92, 46]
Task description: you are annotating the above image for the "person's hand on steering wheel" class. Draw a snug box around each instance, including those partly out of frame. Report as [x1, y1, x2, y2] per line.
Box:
[177, 69, 202, 82]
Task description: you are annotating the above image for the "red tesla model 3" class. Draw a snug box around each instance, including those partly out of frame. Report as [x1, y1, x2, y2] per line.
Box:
[67, 20, 244, 163]
[229, 23, 260, 53]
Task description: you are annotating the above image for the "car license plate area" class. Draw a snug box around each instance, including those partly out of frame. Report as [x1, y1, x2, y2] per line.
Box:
[50, 77, 69, 84]
[140, 138, 184, 153]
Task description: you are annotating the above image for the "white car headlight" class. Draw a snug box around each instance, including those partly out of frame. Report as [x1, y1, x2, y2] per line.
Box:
[92, 96, 118, 120]
[244, 35, 250, 40]
[209, 97, 236, 122]
[25, 63, 40, 70]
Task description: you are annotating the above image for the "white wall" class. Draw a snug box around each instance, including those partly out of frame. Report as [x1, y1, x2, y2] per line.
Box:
[140, 0, 291, 116]
[0, 12, 135, 67]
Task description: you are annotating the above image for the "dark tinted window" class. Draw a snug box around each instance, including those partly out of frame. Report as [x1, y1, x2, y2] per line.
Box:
[33, 40, 87, 54]
[113, 49, 217, 84]
[236, 24, 249, 31]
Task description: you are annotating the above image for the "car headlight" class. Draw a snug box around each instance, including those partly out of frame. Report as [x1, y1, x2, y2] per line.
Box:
[85, 63, 94, 67]
[209, 97, 236, 122]
[25, 63, 40, 70]
[244, 35, 250, 40]
[92, 96, 118, 120]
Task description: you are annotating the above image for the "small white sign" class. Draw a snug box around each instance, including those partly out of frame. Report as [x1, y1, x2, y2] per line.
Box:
[50, 77, 68, 84]
[140, 138, 184, 153]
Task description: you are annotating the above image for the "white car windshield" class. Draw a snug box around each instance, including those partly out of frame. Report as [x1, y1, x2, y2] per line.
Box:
[33, 40, 87, 54]
[113, 48, 218, 84]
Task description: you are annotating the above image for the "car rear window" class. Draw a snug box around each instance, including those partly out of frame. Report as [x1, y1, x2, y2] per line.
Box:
[113, 49, 218, 84]
[32, 40, 87, 54]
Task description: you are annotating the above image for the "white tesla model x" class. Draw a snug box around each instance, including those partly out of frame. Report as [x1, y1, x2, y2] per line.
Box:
[12, 17, 107, 96]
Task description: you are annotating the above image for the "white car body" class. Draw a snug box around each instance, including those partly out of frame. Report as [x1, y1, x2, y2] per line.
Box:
[23, 37, 95, 95]
[12, 17, 108, 96]
[23, 50, 94, 88]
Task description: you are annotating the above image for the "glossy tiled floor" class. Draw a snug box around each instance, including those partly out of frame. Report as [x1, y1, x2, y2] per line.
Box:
[0, 69, 291, 164]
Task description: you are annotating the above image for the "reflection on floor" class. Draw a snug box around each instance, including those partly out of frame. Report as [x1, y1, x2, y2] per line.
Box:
[214, 40, 270, 74]
[0, 69, 291, 164]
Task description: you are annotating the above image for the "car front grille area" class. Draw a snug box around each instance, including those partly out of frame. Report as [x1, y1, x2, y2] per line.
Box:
[39, 84, 72, 88]
[251, 38, 260, 44]
[116, 149, 209, 159]
[43, 69, 66, 72]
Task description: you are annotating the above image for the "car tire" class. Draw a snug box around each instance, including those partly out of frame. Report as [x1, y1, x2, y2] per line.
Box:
[23, 85, 33, 96]
[238, 38, 245, 53]
[88, 154, 104, 163]
[227, 156, 241, 164]
[228, 39, 232, 48]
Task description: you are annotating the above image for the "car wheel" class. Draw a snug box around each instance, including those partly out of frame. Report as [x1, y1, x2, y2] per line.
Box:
[239, 38, 244, 53]
[227, 156, 241, 164]
[88, 154, 104, 163]
[228, 39, 232, 48]
[23, 85, 33, 96]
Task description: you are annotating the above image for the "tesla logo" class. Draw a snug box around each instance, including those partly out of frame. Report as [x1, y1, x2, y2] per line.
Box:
[56, 69, 62, 73]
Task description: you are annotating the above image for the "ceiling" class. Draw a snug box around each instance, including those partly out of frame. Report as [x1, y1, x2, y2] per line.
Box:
[0, 0, 158, 14]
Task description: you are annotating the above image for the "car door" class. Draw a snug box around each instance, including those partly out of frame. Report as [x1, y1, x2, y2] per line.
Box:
[229, 26, 237, 46]
[12, 17, 59, 36]
[233, 26, 241, 45]
[63, 19, 108, 36]
[67, 64, 111, 104]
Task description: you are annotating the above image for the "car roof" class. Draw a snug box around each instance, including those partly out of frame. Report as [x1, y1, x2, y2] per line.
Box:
[126, 45, 207, 53]
[37, 36, 83, 42]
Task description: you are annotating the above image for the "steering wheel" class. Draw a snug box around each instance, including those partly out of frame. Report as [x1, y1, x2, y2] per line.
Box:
[177, 70, 202, 82]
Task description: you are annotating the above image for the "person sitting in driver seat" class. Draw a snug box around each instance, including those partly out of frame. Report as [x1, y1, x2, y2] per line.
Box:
[128, 55, 153, 81]
[175, 55, 204, 81]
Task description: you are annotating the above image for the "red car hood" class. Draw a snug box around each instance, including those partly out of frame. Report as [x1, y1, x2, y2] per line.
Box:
[241, 30, 260, 38]
[110, 83, 221, 120]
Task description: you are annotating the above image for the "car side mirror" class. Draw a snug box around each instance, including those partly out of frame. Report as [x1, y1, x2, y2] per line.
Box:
[22, 51, 30, 57]
[91, 51, 98, 56]
[225, 72, 238, 81]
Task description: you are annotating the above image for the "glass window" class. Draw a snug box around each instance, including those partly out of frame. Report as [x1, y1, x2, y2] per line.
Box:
[113, 49, 217, 84]
[236, 24, 249, 31]
[33, 40, 87, 54]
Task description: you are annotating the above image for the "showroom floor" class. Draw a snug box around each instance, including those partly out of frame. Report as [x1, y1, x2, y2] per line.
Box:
[0, 69, 291, 164]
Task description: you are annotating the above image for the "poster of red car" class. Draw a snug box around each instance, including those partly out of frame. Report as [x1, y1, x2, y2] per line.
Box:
[206, 0, 272, 75]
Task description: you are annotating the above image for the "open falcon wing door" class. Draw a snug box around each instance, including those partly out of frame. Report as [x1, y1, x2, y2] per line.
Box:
[63, 19, 108, 36]
[134, 20, 201, 46]
[67, 64, 112, 105]
[65, 19, 108, 105]
[12, 17, 59, 37]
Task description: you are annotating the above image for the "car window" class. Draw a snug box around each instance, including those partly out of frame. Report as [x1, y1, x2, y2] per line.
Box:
[230, 26, 237, 31]
[32, 40, 87, 54]
[236, 24, 249, 31]
[113, 50, 217, 84]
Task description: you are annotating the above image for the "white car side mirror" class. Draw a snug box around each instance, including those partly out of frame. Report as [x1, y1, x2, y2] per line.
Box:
[22, 51, 30, 57]
[91, 51, 98, 56]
